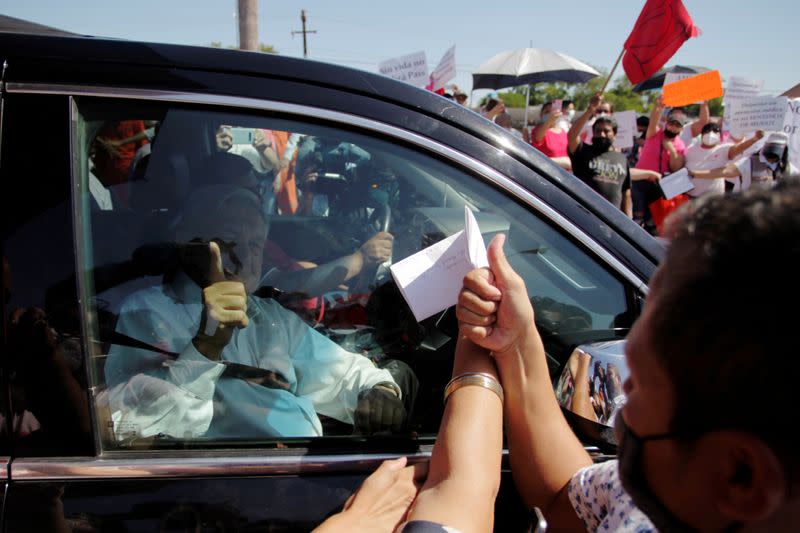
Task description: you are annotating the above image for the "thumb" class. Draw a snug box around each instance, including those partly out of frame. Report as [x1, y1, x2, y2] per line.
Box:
[487, 234, 515, 285]
[208, 241, 225, 284]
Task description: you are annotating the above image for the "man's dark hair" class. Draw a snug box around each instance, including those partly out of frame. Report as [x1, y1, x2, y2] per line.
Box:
[196, 152, 256, 188]
[562, 99, 574, 109]
[651, 179, 800, 479]
[593, 116, 618, 135]
[636, 115, 650, 128]
[701, 122, 721, 134]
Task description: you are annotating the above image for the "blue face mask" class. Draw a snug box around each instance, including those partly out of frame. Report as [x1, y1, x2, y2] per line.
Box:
[539, 113, 550, 125]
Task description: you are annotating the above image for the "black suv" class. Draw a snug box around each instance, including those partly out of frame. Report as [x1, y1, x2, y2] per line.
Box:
[0, 22, 662, 532]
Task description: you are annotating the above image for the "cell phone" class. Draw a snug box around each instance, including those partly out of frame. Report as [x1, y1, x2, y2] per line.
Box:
[552, 99, 563, 112]
[230, 127, 254, 145]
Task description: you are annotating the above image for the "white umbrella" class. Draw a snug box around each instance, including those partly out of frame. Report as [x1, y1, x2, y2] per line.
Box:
[473, 48, 600, 126]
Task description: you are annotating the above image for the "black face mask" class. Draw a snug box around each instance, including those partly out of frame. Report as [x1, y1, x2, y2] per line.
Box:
[663, 129, 680, 139]
[614, 415, 697, 533]
[592, 136, 613, 153]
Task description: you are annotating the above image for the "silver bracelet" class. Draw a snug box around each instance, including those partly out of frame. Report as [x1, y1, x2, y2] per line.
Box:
[443, 372, 504, 405]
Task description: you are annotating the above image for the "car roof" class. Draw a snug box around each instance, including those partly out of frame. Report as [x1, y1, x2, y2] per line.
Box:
[0, 28, 664, 267]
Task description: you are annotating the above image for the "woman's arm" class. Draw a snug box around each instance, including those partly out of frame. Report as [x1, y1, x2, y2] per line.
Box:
[728, 130, 764, 160]
[405, 338, 503, 533]
[646, 97, 664, 139]
[690, 162, 741, 180]
[458, 236, 592, 529]
[630, 168, 661, 182]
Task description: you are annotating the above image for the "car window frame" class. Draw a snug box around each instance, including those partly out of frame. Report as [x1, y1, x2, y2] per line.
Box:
[8, 82, 648, 461]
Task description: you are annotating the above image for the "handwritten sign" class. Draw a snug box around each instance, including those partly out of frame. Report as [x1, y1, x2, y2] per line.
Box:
[727, 96, 789, 137]
[429, 45, 456, 92]
[390, 207, 488, 322]
[724, 76, 763, 107]
[786, 98, 800, 170]
[662, 70, 724, 107]
[613, 110, 638, 150]
[378, 51, 428, 87]
[663, 72, 695, 86]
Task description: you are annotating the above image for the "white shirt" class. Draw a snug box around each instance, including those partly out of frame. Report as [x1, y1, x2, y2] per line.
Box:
[568, 460, 655, 532]
[684, 142, 731, 197]
[105, 273, 396, 441]
[733, 158, 799, 192]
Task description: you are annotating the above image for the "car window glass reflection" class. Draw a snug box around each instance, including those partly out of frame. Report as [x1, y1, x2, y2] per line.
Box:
[77, 106, 631, 450]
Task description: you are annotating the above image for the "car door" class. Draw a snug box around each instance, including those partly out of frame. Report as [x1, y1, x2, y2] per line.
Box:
[0, 52, 653, 532]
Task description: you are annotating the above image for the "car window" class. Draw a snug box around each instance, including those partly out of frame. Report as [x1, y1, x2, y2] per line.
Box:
[74, 98, 633, 451]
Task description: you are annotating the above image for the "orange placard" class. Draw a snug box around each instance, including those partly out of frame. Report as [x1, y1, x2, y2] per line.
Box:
[662, 70, 723, 107]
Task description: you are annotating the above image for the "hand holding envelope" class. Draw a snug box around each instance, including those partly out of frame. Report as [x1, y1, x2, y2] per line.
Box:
[390, 206, 489, 322]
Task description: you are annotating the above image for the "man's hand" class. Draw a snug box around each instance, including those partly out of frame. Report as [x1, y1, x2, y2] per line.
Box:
[358, 232, 394, 266]
[588, 92, 603, 114]
[755, 129, 765, 140]
[457, 234, 535, 355]
[312, 457, 427, 533]
[193, 242, 248, 360]
[354, 385, 406, 434]
[662, 137, 675, 152]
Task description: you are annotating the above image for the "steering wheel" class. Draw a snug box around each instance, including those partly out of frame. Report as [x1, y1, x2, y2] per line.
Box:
[368, 202, 391, 234]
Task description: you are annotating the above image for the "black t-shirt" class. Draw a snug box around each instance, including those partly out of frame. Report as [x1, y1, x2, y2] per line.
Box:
[569, 142, 631, 210]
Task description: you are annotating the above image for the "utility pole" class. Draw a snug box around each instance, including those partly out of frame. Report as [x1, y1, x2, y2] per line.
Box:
[291, 9, 316, 58]
[238, 0, 258, 51]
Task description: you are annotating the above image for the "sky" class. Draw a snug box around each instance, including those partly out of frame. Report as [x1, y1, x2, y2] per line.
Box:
[3, 1, 797, 104]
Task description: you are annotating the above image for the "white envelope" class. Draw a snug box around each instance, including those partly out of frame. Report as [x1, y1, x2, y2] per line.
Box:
[390, 206, 488, 322]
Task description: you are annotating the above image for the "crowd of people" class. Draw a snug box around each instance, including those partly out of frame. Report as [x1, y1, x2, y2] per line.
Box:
[305, 88, 800, 532]
[456, 88, 797, 236]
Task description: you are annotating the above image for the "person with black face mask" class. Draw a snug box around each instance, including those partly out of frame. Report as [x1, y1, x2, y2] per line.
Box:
[453, 180, 800, 533]
[568, 93, 633, 216]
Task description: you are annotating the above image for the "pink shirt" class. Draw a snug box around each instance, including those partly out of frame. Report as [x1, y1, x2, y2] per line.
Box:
[635, 129, 686, 174]
[531, 127, 568, 158]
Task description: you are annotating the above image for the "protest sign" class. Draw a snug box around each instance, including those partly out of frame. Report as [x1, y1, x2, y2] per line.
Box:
[659, 168, 694, 199]
[390, 207, 488, 322]
[662, 70, 723, 107]
[613, 110, 638, 150]
[727, 96, 789, 137]
[786, 98, 800, 170]
[724, 76, 763, 107]
[378, 51, 428, 87]
[428, 45, 456, 92]
[663, 72, 695, 86]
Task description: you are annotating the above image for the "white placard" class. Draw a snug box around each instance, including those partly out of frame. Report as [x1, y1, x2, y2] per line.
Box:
[612, 110, 638, 150]
[659, 168, 694, 200]
[429, 45, 456, 92]
[664, 72, 695, 86]
[727, 96, 789, 137]
[786, 98, 800, 171]
[378, 51, 428, 87]
[390, 207, 488, 322]
[724, 76, 764, 107]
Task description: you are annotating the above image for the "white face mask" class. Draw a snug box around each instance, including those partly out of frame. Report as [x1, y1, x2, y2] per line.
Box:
[566, 109, 576, 120]
[701, 132, 720, 146]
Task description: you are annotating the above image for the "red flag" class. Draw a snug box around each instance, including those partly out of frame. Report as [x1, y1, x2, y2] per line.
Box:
[622, 0, 700, 84]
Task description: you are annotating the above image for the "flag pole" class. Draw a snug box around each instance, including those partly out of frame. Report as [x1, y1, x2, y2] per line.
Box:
[600, 49, 625, 94]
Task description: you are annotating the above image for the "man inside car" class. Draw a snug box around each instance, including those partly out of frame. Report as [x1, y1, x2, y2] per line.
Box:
[104, 185, 404, 442]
